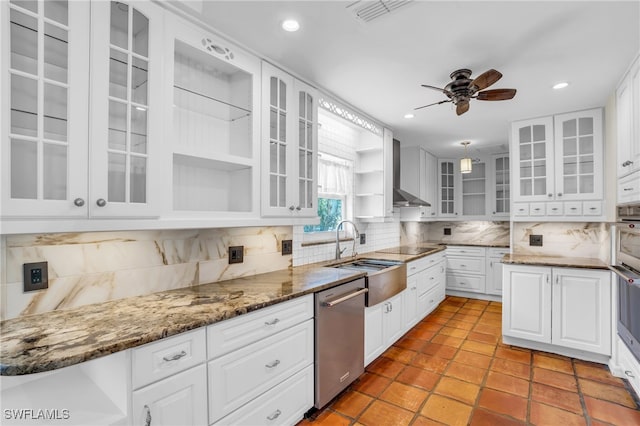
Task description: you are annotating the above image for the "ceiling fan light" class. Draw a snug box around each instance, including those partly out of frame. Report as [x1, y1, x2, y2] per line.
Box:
[460, 157, 472, 174]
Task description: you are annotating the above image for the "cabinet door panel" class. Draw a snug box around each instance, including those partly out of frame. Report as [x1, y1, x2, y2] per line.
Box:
[552, 269, 611, 354]
[364, 303, 384, 366]
[2, 1, 89, 218]
[511, 117, 554, 202]
[503, 265, 551, 343]
[132, 364, 207, 426]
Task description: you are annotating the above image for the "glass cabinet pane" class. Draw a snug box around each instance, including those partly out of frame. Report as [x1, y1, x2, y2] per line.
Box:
[44, 83, 67, 141]
[43, 143, 67, 200]
[130, 107, 147, 154]
[130, 156, 146, 203]
[108, 100, 127, 151]
[10, 9, 38, 75]
[109, 49, 128, 99]
[11, 139, 37, 199]
[132, 57, 148, 105]
[11, 74, 38, 137]
[44, 23, 68, 83]
[132, 9, 149, 57]
[44, 1, 68, 25]
[11, 0, 37, 13]
[110, 1, 128, 49]
[108, 152, 126, 202]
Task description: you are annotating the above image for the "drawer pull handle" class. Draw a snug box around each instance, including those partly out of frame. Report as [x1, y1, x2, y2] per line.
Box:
[624, 188, 634, 191]
[589, 207, 597, 210]
[623, 160, 634, 167]
[267, 409, 282, 421]
[264, 318, 280, 326]
[625, 370, 635, 378]
[430, 276, 435, 280]
[460, 264, 467, 267]
[266, 359, 281, 369]
[144, 405, 152, 426]
[162, 351, 187, 362]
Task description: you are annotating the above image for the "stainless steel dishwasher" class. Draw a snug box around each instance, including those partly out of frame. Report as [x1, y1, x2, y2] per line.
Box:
[314, 277, 368, 409]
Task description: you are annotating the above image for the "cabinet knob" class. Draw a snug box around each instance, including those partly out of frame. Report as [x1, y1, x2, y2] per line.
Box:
[548, 193, 553, 197]
[557, 193, 562, 197]
[623, 160, 634, 167]
[295, 206, 301, 211]
[73, 198, 85, 207]
[625, 370, 635, 378]
[96, 198, 107, 207]
[267, 409, 282, 421]
[288, 205, 295, 211]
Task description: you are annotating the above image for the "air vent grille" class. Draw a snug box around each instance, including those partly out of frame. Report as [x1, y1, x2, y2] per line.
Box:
[346, 0, 413, 23]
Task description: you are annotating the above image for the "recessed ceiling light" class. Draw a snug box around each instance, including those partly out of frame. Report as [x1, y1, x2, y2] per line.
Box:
[282, 19, 300, 32]
[553, 82, 569, 90]
[404, 113, 415, 119]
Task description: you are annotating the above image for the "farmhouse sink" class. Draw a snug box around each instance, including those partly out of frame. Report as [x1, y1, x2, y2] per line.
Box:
[332, 259, 406, 306]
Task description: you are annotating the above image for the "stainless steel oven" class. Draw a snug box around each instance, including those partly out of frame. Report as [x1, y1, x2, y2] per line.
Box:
[614, 205, 640, 362]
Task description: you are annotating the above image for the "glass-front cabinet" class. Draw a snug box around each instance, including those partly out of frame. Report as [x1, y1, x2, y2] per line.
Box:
[90, 0, 163, 217]
[2, 0, 90, 218]
[164, 13, 260, 217]
[511, 116, 554, 202]
[437, 160, 458, 217]
[461, 160, 486, 217]
[261, 61, 317, 217]
[492, 154, 510, 216]
[1, 0, 163, 221]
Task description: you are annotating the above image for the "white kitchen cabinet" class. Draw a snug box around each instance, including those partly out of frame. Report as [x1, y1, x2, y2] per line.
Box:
[206, 294, 314, 424]
[486, 248, 509, 296]
[2, 0, 164, 221]
[163, 13, 260, 218]
[403, 276, 419, 330]
[365, 292, 403, 366]
[437, 159, 459, 217]
[132, 364, 208, 426]
[503, 264, 611, 357]
[490, 154, 510, 217]
[403, 252, 445, 330]
[355, 128, 393, 221]
[261, 61, 318, 218]
[446, 246, 487, 294]
[616, 52, 640, 179]
[511, 108, 604, 220]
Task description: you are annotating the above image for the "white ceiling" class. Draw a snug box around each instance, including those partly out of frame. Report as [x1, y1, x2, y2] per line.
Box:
[178, 1, 639, 157]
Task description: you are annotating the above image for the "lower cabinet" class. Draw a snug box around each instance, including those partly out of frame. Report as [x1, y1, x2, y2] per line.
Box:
[502, 264, 611, 357]
[446, 246, 487, 294]
[132, 364, 208, 426]
[365, 293, 403, 366]
[486, 248, 509, 296]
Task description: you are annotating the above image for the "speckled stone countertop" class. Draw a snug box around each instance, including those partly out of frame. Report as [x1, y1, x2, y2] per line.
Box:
[424, 241, 510, 248]
[502, 254, 609, 270]
[0, 265, 365, 376]
[0, 249, 445, 376]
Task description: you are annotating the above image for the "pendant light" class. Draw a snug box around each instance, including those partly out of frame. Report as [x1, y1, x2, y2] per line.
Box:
[460, 141, 472, 174]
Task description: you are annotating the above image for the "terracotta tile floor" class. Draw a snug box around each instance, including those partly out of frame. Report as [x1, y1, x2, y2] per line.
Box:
[299, 296, 640, 426]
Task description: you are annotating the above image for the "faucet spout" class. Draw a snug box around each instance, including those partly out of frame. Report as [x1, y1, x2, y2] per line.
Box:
[335, 220, 360, 260]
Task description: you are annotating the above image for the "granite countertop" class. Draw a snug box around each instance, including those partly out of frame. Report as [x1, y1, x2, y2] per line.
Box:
[0, 248, 448, 376]
[423, 240, 510, 248]
[502, 254, 610, 270]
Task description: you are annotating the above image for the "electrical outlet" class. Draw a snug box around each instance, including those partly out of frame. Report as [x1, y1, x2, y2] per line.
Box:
[228, 246, 244, 264]
[282, 239, 292, 255]
[444, 228, 452, 236]
[530, 235, 543, 246]
[360, 234, 366, 244]
[23, 261, 48, 292]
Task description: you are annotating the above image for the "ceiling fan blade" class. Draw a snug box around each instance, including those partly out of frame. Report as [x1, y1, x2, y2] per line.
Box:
[469, 69, 502, 92]
[414, 99, 452, 110]
[421, 84, 453, 97]
[456, 101, 470, 116]
[476, 88, 517, 101]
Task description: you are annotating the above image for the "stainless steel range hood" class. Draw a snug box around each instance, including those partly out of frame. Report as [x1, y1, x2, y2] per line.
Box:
[393, 139, 431, 207]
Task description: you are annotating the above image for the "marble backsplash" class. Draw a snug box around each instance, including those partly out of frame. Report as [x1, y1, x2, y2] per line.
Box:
[401, 221, 511, 246]
[1, 226, 293, 320]
[511, 222, 611, 262]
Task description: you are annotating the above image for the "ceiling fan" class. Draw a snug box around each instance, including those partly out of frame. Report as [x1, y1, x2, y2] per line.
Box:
[415, 68, 517, 116]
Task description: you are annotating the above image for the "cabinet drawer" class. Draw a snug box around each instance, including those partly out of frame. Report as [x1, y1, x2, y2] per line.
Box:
[446, 246, 485, 257]
[618, 338, 640, 397]
[447, 273, 486, 293]
[618, 171, 640, 205]
[208, 319, 314, 423]
[583, 201, 602, 216]
[513, 203, 529, 216]
[530, 202, 546, 216]
[132, 328, 206, 389]
[419, 284, 445, 317]
[418, 262, 444, 295]
[447, 256, 485, 274]
[488, 247, 510, 258]
[547, 202, 563, 216]
[407, 252, 445, 275]
[564, 201, 582, 216]
[207, 295, 313, 358]
[214, 365, 313, 426]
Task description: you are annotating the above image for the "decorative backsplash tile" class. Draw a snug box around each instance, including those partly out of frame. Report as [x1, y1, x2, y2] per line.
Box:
[511, 222, 611, 261]
[401, 221, 510, 246]
[1, 227, 292, 320]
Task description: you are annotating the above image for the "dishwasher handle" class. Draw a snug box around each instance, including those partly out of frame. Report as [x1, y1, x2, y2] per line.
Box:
[323, 288, 368, 307]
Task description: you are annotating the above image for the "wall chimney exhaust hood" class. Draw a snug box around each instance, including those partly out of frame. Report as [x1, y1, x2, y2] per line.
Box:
[393, 139, 431, 207]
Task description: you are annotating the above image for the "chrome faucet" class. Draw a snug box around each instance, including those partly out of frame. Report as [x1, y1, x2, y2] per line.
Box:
[335, 220, 360, 260]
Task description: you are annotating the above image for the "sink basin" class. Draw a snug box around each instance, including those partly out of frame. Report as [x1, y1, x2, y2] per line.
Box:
[332, 258, 406, 306]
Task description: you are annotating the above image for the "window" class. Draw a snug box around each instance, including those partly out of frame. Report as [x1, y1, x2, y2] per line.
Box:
[304, 153, 352, 235]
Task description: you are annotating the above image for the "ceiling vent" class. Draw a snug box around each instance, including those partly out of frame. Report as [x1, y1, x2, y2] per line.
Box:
[346, 0, 413, 23]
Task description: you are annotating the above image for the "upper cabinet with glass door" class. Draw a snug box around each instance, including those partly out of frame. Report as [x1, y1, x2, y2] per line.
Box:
[261, 61, 318, 218]
[511, 116, 554, 203]
[164, 14, 260, 217]
[1, 0, 90, 219]
[89, 0, 163, 217]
